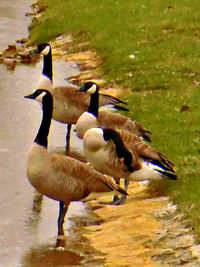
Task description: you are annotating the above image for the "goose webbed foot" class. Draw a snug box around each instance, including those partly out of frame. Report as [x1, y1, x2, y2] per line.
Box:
[111, 194, 127, 205]
[100, 194, 127, 206]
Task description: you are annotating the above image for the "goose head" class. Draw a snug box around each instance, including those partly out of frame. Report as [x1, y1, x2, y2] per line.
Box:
[77, 81, 98, 95]
[31, 43, 51, 56]
[25, 89, 52, 103]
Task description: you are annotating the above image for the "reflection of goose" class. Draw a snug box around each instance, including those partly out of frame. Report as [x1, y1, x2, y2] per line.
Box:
[25, 190, 43, 245]
[25, 89, 127, 240]
[31, 43, 128, 155]
[76, 81, 151, 141]
[83, 127, 177, 205]
[28, 190, 43, 227]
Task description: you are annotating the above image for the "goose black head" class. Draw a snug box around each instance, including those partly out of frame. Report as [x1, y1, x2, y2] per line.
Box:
[31, 43, 51, 56]
[77, 81, 98, 94]
[24, 89, 52, 102]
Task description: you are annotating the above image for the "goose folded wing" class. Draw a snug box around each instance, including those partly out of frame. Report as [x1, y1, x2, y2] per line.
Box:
[50, 154, 126, 194]
[118, 129, 175, 172]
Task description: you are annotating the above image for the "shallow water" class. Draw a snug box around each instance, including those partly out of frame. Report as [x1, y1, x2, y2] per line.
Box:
[0, 1, 85, 266]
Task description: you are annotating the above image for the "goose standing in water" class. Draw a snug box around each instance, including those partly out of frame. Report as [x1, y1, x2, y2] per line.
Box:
[31, 43, 128, 155]
[76, 81, 151, 141]
[24, 89, 128, 242]
[83, 127, 177, 205]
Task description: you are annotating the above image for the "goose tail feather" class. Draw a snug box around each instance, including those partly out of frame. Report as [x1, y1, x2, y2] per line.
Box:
[101, 181, 129, 196]
[100, 93, 127, 105]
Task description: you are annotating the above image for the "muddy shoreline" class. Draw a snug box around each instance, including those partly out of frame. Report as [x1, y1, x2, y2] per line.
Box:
[69, 183, 200, 266]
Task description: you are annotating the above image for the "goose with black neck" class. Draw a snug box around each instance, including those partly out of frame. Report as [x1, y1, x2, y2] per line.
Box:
[83, 127, 177, 205]
[30, 43, 129, 156]
[76, 81, 151, 141]
[24, 89, 128, 246]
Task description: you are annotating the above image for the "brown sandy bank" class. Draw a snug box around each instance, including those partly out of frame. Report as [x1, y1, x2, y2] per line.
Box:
[69, 182, 200, 266]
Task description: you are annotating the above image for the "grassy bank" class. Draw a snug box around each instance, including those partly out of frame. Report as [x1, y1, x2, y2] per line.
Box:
[30, 0, 200, 90]
[30, 1, 200, 239]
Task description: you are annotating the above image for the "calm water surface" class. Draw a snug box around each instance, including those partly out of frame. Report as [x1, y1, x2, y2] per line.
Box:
[0, 1, 85, 266]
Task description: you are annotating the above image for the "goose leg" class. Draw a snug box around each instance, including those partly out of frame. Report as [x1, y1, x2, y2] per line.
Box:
[56, 201, 69, 248]
[114, 178, 129, 205]
[57, 201, 68, 236]
[65, 124, 72, 156]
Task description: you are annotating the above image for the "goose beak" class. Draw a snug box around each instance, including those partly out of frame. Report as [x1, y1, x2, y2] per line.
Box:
[24, 92, 36, 99]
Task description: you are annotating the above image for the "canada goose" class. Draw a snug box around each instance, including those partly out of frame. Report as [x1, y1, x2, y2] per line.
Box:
[31, 43, 128, 155]
[83, 127, 177, 205]
[76, 81, 151, 141]
[24, 89, 127, 240]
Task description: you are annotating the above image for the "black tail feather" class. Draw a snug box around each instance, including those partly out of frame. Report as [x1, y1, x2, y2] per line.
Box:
[100, 93, 127, 105]
[101, 181, 129, 195]
[155, 169, 178, 180]
[143, 134, 151, 142]
[113, 105, 129, 111]
[135, 123, 151, 135]
[142, 156, 174, 173]
[117, 187, 129, 196]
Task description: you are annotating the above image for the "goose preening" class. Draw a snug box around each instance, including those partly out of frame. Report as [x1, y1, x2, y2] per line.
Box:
[76, 81, 151, 141]
[24, 89, 128, 242]
[83, 127, 177, 205]
[31, 43, 128, 155]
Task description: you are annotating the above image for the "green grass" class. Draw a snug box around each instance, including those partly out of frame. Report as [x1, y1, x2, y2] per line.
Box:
[31, 0, 200, 89]
[30, 0, 200, 240]
[124, 86, 200, 239]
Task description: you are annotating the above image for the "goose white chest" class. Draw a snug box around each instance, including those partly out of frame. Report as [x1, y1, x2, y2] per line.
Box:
[76, 111, 98, 139]
[26, 143, 49, 188]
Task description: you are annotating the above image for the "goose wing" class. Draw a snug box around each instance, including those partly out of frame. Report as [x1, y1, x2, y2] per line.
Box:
[118, 129, 175, 172]
[97, 111, 151, 141]
[53, 86, 88, 110]
[50, 154, 127, 195]
[105, 142, 141, 173]
[53, 86, 127, 109]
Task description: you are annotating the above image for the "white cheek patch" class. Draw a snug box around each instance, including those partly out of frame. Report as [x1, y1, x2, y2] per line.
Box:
[41, 46, 50, 55]
[35, 91, 47, 102]
[87, 84, 97, 94]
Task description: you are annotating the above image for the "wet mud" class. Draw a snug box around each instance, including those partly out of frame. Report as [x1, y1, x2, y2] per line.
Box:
[70, 183, 200, 266]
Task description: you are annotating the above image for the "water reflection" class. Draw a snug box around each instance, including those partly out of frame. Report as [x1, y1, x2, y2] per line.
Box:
[0, 0, 87, 264]
[0, 60, 85, 265]
[0, 0, 32, 51]
[21, 243, 83, 267]
[26, 190, 43, 231]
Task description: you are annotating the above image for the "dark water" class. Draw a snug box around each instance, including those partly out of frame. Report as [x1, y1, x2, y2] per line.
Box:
[0, 1, 85, 266]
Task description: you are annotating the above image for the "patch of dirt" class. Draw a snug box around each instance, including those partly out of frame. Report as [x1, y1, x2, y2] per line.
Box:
[70, 183, 200, 266]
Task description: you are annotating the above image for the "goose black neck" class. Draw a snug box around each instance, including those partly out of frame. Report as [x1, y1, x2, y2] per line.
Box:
[34, 94, 53, 148]
[103, 129, 133, 170]
[88, 90, 99, 117]
[42, 50, 53, 81]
